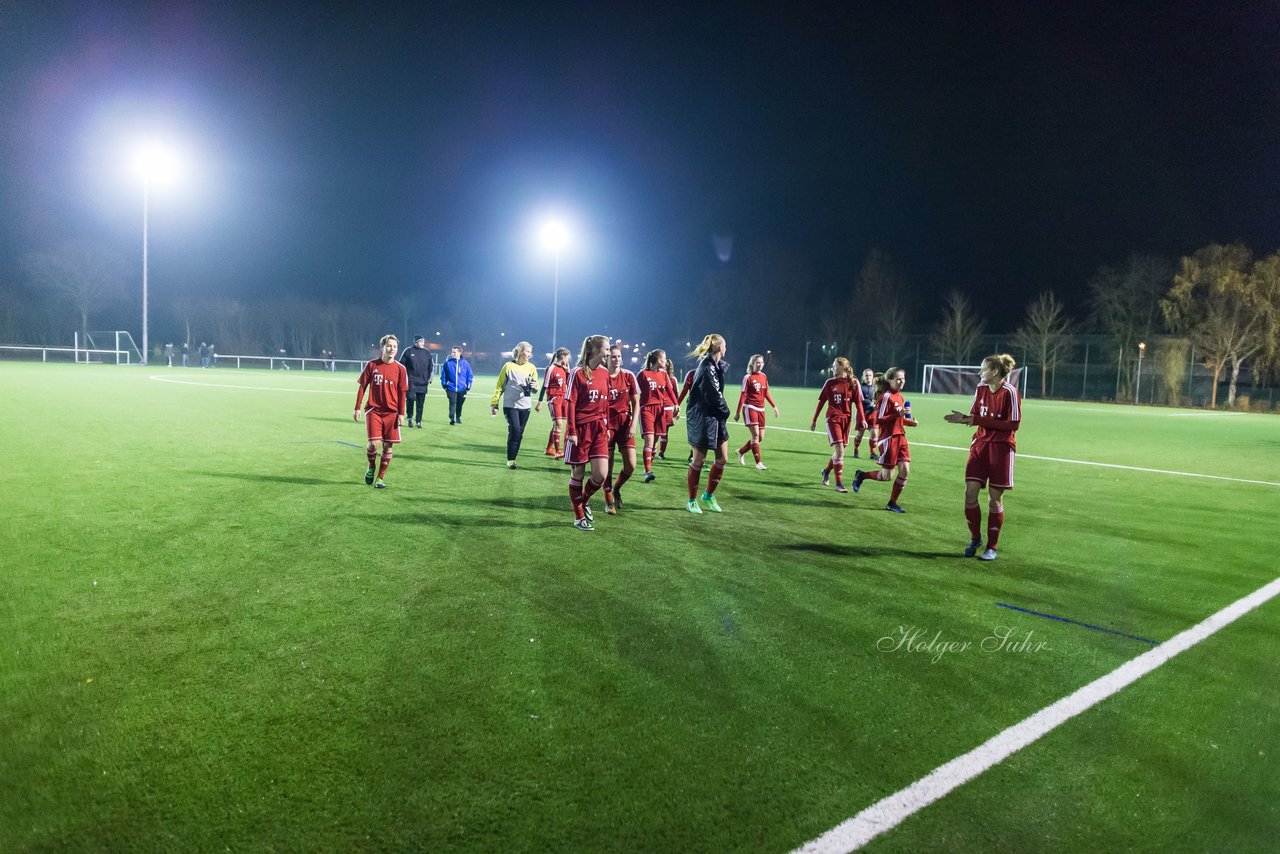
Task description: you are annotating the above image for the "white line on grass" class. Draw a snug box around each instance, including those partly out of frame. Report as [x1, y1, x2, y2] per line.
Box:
[792, 575, 1280, 854]
[768, 426, 1280, 487]
[148, 375, 349, 394]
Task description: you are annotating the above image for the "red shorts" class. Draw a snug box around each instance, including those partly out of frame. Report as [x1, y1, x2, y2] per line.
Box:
[662, 406, 676, 432]
[609, 414, 636, 450]
[825, 417, 850, 446]
[640, 405, 665, 436]
[564, 419, 610, 465]
[365, 410, 401, 444]
[548, 396, 568, 420]
[874, 434, 910, 467]
[965, 442, 1015, 489]
[743, 405, 766, 430]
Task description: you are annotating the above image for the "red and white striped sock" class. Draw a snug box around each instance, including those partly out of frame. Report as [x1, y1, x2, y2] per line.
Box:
[987, 505, 1005, 549]
[377, 448, 393, 478]
[834, 460, 844, 485]
[706, 461, 726, 495]
[366, 448, 377, 470]
[751, 440, 761, 464]
[643, 446, 654, 472]
[568, 477, 585, 519]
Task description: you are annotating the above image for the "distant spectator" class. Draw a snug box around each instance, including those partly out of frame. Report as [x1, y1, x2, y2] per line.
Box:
[199, 342, 209, 368]
[208, 343, 216, 367]
[181, 341, 190, 368]
[440, 346, 474, 425]
[164, 342, 174, 367]
[399, 335, 435, 428]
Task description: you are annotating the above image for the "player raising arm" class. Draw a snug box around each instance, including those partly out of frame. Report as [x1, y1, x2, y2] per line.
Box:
[944, 353, 1022, 561]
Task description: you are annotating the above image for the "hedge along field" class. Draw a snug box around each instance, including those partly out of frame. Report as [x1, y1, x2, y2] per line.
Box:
[1, 362, 1277, 852]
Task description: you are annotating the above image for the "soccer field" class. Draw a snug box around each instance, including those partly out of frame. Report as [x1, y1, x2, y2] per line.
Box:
[1, 363, 1277, 852]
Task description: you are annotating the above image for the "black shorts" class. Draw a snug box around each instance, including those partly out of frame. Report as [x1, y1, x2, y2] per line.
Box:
[687, 414, 729, 451]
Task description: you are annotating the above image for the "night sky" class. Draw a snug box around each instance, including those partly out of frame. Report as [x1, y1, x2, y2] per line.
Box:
[2, 1, 1278, 340]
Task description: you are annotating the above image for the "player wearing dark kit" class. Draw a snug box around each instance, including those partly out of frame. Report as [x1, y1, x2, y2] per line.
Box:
[399, 335, 434, 428]
[945, 354, 1022, 561]
[811, 357, 867, 493]
[852, 367, 878, 458]
[853, 367, 917, 512]
[603, 345, 640, 514]
[353, 334, 408, 489]
[684, 333, 731, 514]
[565, 335, 612, 531]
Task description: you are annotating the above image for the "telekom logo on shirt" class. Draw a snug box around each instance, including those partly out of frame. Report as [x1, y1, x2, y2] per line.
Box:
[752, 381, 761, 392]
[587, 389, 601, 403]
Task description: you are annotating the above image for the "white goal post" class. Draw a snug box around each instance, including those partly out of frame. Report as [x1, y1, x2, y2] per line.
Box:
[921, 364, 1027, 396]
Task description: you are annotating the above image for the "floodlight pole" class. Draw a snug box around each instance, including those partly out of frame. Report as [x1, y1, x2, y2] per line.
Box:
[142, 175, 150, 366]
[552, 246, 560, 354]
[1134, 342, 1146, 405]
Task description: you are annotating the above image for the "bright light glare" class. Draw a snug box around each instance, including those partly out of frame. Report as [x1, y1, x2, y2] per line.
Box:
[538, 217, 572, 252]
[134, 142, 183, 184]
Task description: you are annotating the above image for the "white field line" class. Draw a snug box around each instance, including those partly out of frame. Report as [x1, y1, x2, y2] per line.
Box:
[148, 375, 349, 394]
[793, 575, 1280, 854]
[768, 426, 1280, 487]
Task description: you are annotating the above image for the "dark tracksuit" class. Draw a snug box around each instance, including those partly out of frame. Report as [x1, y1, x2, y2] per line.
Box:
[685, 357, 731, 450]
[400, 346, 435, 425]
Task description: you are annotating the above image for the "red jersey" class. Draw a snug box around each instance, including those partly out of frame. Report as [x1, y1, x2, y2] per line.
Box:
[813, 377, 866, 426]
[607, 369, 639, 423]
[737, 372, 774, 412]
[566, 365, 610, 436]
[543, 364, 568, 400]
[676, 369, 695, 406]
[969, 382, 1021, 450]
[876, 389, 908, 438]
[356, 359, 408, 415]
[638, 369, 674, 408]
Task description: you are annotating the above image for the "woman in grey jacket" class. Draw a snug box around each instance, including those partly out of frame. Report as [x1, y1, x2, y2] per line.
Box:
[684, 333, 731, 514]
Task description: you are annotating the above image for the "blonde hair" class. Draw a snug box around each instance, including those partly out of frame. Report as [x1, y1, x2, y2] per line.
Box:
[547, 347, 570, 368]
[513, 341, 532, 360]
[832, 357, 853, 378]
[689, 333, 724, 359]
[577, 334, 609, 368]
[746, 354, 764, 375]
[644, 348, 666, 370]
[379, 334, 398, 347]
[984, 353, 1016, 379]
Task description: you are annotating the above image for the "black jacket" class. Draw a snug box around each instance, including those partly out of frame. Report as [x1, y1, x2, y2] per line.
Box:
[687, 356, 730, 422]
[400, 346, 435, 393]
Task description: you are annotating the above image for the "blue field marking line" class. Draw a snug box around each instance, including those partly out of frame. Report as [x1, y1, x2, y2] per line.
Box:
[995, 602, 1160, 645]
[335, 440, 364, 449]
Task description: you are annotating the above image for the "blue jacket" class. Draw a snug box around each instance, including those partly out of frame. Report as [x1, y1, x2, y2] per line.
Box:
[440, 357, 474, 392]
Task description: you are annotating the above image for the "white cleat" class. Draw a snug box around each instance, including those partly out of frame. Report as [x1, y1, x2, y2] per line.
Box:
[755, 462, 767, 470]
[738, 454, 747, 465]
[978, 548, 998, 561]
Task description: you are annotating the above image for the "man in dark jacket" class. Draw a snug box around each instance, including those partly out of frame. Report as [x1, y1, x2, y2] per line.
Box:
[399, 336, 435, 428]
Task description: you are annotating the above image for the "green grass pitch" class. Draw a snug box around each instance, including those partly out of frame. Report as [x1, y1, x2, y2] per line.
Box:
[1, 363, 1277, 852]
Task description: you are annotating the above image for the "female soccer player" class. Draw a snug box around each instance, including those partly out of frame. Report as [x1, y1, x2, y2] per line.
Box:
[658, 359, 680, 460]
[535, 347, 571, 457]
[853, 366, 917, 512]
[490, 341, 539, 469]
[637, 349, 677, 482]
[811, 357, 867, 493]
[944, 353, 1022, 561]
[852, 367, 878, 458]
[564, 335, 612, 531]
[734, 354, 781, 469]
[684, 333, 732, 513]
[353, 334, 408, 488]
[603, 344, 640, 513]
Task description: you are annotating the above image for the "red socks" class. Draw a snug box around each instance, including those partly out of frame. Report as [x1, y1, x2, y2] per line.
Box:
[889, 475, 907, 504]
[377, 448, 393, 478]
[687, 464, 703, 499]
[833, 461, 844, 485]
[569, 477, 584, 519]
[366, 448, 377, 470]
[965, 503, 983, 539]
[707, 461, 725, 495]
[643, 446, 654, 473]
[987, 505, 1005, 549]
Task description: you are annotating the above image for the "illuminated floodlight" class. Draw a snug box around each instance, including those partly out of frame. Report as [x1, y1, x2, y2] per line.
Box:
[134, 141, 182, 186]
[538, 217, 572, 253]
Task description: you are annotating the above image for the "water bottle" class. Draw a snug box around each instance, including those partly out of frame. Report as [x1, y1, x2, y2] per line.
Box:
[903, 399, 912, 418]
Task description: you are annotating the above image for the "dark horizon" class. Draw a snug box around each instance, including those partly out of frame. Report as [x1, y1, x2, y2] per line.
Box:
[2, 1, 1278, 347]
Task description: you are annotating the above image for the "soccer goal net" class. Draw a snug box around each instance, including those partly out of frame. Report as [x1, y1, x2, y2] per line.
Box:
[921, 364, 1027, 396]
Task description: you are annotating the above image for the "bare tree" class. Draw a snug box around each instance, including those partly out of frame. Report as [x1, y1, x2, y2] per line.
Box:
[23, 240, 126, 340]
[931, 291, 986, 364]
[1162, 243, 1280, 408]
[1013, 290, 1073, 397]
[1088, 253, 1172, 397]
[852, 249, 911, 365]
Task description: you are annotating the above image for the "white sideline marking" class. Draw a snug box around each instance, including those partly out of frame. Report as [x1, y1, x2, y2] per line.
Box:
[769, 426, 1280, 487]
[148, 375, 348, 394]
[1168, 411, 1247, 417]
[793, 575, 1280, 854]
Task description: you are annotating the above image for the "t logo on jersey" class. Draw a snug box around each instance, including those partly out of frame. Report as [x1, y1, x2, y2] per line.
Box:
[587, 389, 601, 403]
[752, 381, 761, 392]
[834, 392, 844, 404]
